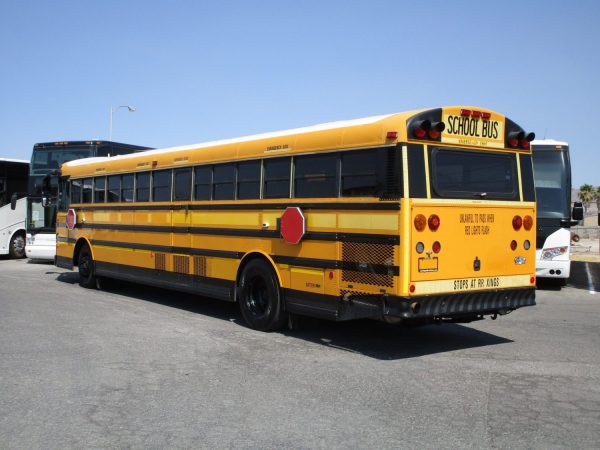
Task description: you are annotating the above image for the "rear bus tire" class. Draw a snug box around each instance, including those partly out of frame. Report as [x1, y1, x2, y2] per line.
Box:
[238, 259, 286, 331]
[78, 245, 97, 289]
[8, 233, 26, 259]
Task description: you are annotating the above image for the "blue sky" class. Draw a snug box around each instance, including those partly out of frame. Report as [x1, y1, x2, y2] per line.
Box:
[1, 0, 598, 185]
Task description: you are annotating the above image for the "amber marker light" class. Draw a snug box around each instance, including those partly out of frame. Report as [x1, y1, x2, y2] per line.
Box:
[414, 214, 427, 231]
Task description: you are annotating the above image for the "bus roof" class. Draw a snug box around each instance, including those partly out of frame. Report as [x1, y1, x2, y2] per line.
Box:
[33, 140, 150, 148]
[61, 106, 521, 177]
[0, 158, 29, 164]
[531, 139, 569, 147]
[64, 113, 397, 168]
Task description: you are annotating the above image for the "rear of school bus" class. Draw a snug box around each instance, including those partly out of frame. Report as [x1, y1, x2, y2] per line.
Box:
[378, 106, 536, 323]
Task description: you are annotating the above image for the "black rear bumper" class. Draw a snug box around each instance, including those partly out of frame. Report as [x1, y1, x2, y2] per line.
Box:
[284, 287, 536, 323]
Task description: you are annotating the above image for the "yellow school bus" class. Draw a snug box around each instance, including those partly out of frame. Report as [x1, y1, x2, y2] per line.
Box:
[54, 106, 537, 330]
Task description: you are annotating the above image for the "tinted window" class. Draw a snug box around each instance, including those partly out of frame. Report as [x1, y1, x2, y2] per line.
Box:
[294, 154, 338, 198]
[152, 170, 171, 202]
[94, 177, 106, 203]
[173, 168, 192, 201]
[341, 149, 386, 197]
[82, 178, 93, 203]
[532, 149, 568, 217]
[107, 175, 120, 203]
[121, 174, 134, 202]
[431, 147, 517, 200]
[237, 160, 260, 200]
[213, 164, 235, 200]
[194, 166, 212, 200]
[71, 179, 82, 204]
[263, 157, 290, 198]
[136, 172, 150, 202]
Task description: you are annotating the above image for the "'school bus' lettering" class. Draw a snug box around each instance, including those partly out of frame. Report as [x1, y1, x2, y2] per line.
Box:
[53, 106, 537, 331]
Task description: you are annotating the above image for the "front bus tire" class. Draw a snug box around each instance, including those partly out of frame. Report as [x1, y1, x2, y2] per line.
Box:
[8, 233, 25, 259]
[78, 245, 97, 289]
[238, 259, 286, 331]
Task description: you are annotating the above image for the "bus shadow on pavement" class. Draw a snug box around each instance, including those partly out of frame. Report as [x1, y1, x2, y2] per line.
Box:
[55, 273, 513, 360]
[282, 319, 512, 360]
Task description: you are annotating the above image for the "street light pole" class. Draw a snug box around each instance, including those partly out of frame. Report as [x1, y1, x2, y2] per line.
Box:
[109, 105, 136, 141]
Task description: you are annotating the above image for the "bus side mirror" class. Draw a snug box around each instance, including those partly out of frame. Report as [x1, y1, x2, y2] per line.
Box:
[10, 193, 17, 210]
[572, 201, 584, 222]
[42, 197, 51, 208]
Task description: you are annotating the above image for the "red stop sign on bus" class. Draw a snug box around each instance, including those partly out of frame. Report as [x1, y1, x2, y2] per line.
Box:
[66, 209, 77, 230]
[280, 207, 305, 244]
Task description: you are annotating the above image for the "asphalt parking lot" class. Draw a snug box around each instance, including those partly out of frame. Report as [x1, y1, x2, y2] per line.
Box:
[1, 258, 599, 449]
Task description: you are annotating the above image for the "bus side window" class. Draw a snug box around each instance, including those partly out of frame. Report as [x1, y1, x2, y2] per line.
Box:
[58, 178, 70, 212]
[107, 175, 120, 203]
[294, 153, 339, 198]
[82, 178, 93, 203]
[263, 157, 291, 199]
[173, 168, 192, 201]
[71, 179, 82, 204]
[0, 177, 6, 207]
[341, 149, 386, 197]
[213, 164, 236, 200]
[121, 174, 134, 203]
[194, 166, 212, 200]
[237, 160, 260, 200]
[152, 170, 172, 202]
[136, 172, 150, 202]
[94, 176, 106, 203]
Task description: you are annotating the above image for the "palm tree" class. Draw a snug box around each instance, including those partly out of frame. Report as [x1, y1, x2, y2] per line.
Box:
[579, 184, 595, 210]
[595, 186, 600, 212]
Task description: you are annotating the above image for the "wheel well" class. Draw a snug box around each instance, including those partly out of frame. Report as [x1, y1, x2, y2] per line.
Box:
[73, 238, 91, 266]
[236, 252, 281, 301]
[10, 229, 25, 241]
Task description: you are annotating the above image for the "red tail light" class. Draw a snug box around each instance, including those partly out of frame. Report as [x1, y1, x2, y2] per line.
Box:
[520, 140, 530, 149]
[507, 131, 525, 148]
[428, 214, 440, 231]
[413, 127, 426, 138]
[512, 215, 523, 230]
[386, 131, 398, 139]
[428, 121, 445, 139]
[523, 215, 533, 231]
[432, 241, 441, 253]
[510, 240, 517, 251]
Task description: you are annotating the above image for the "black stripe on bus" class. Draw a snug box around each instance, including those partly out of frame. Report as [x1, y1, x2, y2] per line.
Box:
[57, 236, 76, 244]
[272, 255, 399, 276]
[70, 223, 400, 245]
[72, 201, 401, 212]
[85, 239, 399, 275]
[90, 239, 244, 259]
[94, 261, 235, 302]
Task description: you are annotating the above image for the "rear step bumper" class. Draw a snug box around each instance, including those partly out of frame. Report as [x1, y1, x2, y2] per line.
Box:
[284, 287, 536, 323]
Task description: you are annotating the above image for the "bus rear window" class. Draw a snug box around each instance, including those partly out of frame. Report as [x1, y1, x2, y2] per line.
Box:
[430, 147, 517, 200]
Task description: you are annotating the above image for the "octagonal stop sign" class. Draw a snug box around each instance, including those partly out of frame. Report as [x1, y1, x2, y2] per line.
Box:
[280, 207, 306, 244]
[66, 208, 77, 230]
